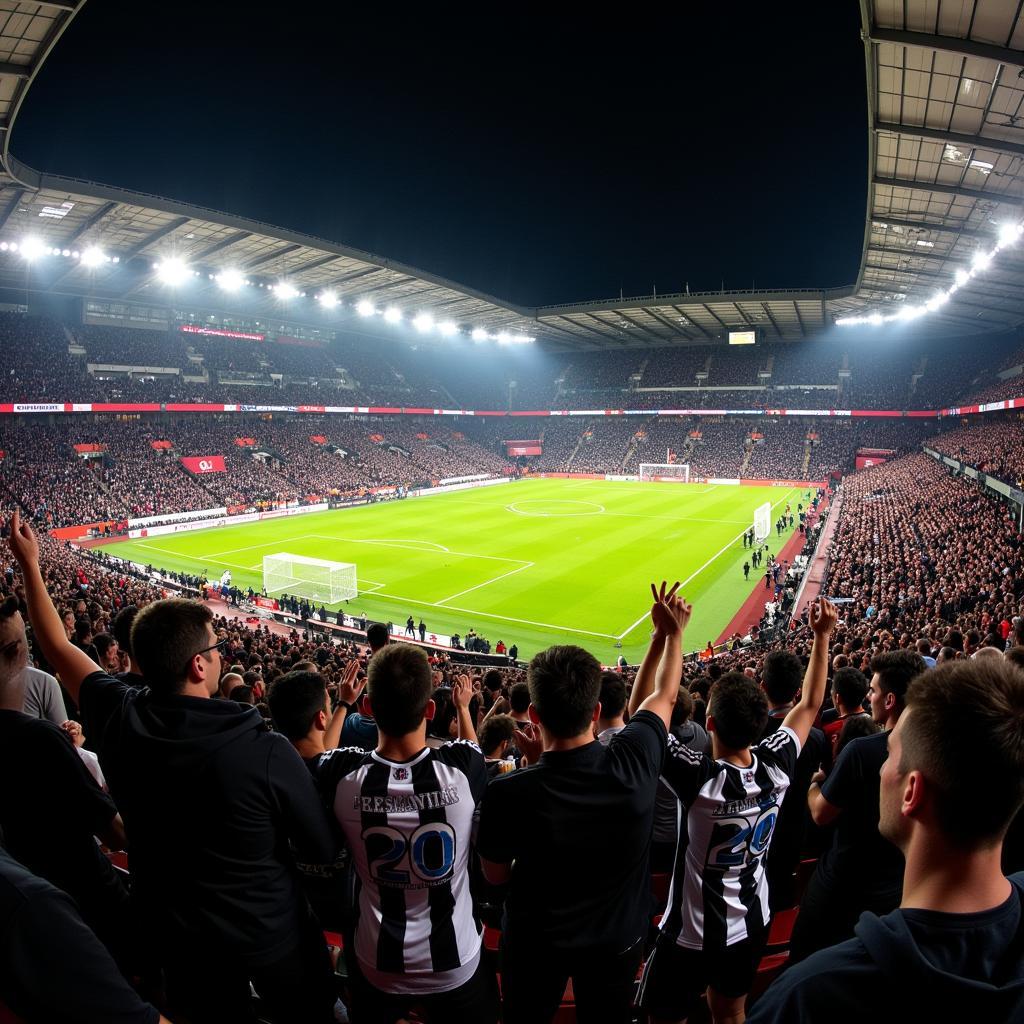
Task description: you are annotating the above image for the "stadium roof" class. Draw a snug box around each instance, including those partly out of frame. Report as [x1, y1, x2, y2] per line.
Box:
[0, 0, 1021, 350]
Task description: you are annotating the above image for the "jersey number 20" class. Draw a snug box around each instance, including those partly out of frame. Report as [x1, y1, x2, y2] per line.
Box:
[706, 806, 778, 868]
[364, 823, 457, 884]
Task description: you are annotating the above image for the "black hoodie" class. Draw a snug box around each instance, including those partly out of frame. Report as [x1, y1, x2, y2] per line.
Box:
[749, 873, 1024, 1023]
[80, 671, 337, 967]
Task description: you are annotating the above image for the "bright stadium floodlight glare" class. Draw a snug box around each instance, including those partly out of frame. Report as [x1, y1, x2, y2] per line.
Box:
[317, 290, 339, 308]
[437, 320, 458, 337]
[155, 257, 191, 286]
[471, 328, 488, 341]
[998, 221, 1024, 248]
[383, 306, 402, 324]
[273, 281, 299, 300]
[356, 299, 376, 317]
[216, 268, 246, 292]
[80, 246, 107, 268]
[412, 312, 434, 333]
[19, 237, 47, 262]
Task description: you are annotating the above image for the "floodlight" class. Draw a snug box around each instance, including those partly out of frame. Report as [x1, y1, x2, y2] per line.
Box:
[954, 268, 970, 288]
[155, 258, 191, 286]
[496, 331, 511, 344]
[437, 320, 458, 337]
[998, 221, 1023, 248]
[317, 290, 339, 308]
[868, 314, 884, 326]
[19, 237, 47, 262]
[356, 299, 376, 317]
[972, 250, 993, 272]
[273, 281, 299, 300]
[471, 328, 488, 341]
[216, 269, 246, 292]
[412, 312, 434, 333]
[383, 307, 402, 323]
[80, 246, 107, 268]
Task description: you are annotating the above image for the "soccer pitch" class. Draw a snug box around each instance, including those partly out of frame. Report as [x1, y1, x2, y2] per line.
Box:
[102, 479, 803, 664]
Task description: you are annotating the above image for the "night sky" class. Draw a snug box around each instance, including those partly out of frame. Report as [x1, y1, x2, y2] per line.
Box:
[13, 2, 868, 308]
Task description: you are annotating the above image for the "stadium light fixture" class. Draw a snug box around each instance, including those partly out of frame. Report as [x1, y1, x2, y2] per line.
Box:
[80, 246, 108, 268]
[356, 299, 376, 317]
[154, 257, 191, 286]
[215, 269, 246, 292]
[317, 290, 339, 309]
[837, 219, 1024, 327]
[437, 320, 458, 337]
[272, 281, 299, 300]
[383, 307, 402, 324]
[412, 312, 434, 333]
[19, 237, 47, 262]
[471, 328, 488, 341]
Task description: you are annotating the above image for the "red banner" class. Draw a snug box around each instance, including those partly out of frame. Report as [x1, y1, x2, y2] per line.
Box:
[255, 596, 279, 610]
[73, 443, 106, 453]
[150, 440, 173, 450]
[180, 455, 226, 474]
[856, 455, 888, 470]
[179, 324, 264, 341]
[310, 435, 327, 444]
[234, 437, 257, 447]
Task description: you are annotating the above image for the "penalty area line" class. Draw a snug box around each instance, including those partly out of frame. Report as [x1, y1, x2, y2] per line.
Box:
[613, 488, 797, 641]
[435, 562, 535, 604]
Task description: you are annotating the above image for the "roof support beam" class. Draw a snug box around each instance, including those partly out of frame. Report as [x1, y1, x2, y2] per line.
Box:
[875, 119, 1024, 160]
[592, 309, 669, 346]
[45, 202, 121, 289]
[553, 315, 625, 347]
[27, 1, 80, 9]
[700, 303, 728, 331]
[873, 175, 1024, 206]
[0, 188, 24, 236]
[641, 306, 696, 341]
[759, 302, 783, 338]
[242, 243, 302, 271]
[868, 27, 1024, 69]
[288, 252, 342, 277]
[189, 231, 252, 262]
[580, 313, 632, 345]
[870, 216, 995, 239]
[671, 305, 713, 340]
[116, 216, 192, 296]
[792, 302, 806, 337]
[0, 62, 29, 80]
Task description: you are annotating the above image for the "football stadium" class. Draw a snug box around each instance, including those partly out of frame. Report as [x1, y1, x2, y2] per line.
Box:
[3, 2, 1024, 1023]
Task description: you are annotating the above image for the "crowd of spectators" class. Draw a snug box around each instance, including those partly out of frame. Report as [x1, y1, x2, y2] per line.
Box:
[928, 419, 1024, 487]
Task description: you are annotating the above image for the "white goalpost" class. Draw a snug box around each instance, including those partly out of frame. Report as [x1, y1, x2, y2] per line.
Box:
[262, 553, 358, 603]
[639, 463, 690, 483]
[753, 501, 772, 543]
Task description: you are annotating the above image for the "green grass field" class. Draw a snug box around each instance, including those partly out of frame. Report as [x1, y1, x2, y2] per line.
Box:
[102, 479, 804, 664]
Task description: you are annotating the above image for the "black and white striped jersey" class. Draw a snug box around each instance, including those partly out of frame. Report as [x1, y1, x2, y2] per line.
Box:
[660, 725, 799, 950]
[315, 740, 487, 994]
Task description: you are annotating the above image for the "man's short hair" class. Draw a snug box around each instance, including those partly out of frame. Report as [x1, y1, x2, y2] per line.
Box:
[944, 629, 965, 653]
[74, 618, 92, 642]
[832, 666, 869, 709]
[1005, 647, 1024, 673]
[528, 645, 601, 739]
[483, 669, 504, 693]
[901, 659, 1024, 847]
[220, 671, 243, 696]
[915, 638, 933, 657]
[112, 605, 138, 657]
[708, 672, 769, 750]
[478, 714, 516, 757]
[366, 622, 389, 652]
[671, 687, 694, 730]
[93, 632, 117, 660]
[0, 596, 17, 622]
[762, 650, 803, 705]
[229, 684, 254, 705]
[870, 650, 927, 706]
[598, 671, 627, 720]
[367, 643, 433, 737]
[268, 670, 326, 741]
[508, 681, 531, 714]
[132, 599, 215, 696]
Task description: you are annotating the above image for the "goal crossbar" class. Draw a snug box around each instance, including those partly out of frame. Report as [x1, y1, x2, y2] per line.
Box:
[262, 552, 357, 603]
[639, 462, 690, 483]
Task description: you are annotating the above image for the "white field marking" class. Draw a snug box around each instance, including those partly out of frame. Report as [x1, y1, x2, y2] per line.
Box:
[613, 488, 797, 641]
[357, 580, 385, 594]
[203, 539, 287, 559]
[435, 561, 535, 604]
[440, 496, 744, 526]
[309, 535, 526, 565]
[506, 500, 606, 517]
[361, 589, 618, 640]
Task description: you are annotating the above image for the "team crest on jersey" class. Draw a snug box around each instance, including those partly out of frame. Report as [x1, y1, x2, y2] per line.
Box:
[393, 767, 409, 781]
[744, 771, 754, 783]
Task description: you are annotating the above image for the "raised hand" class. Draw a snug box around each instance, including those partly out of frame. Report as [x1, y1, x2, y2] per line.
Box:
[8, 509, 39, 568]
[453, 674, 473, 709]
[337, 659, 365, 706]
[650, 580, 681, 638]
[809, 597, 839, 637]
[513, 720, 544, 765]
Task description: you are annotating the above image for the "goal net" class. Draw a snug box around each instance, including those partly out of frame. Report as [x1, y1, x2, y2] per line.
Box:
[262, 553, 357, 603]
[639, 463, 690, 483]
[753, 501, 772, 543]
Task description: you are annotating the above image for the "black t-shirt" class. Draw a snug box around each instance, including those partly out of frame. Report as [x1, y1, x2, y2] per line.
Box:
[476, 709, 667, 953]
[79, 671, 337, 966]
[818, 730, 903, 900]
[0, 711, 125, 919]
[0, 849, 158, 1024]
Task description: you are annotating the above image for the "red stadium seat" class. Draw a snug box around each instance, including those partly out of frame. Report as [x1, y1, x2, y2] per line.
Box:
[766, 906, 799, 951]
[650, 872, 672, 906]
[748, 951, 789, 1003]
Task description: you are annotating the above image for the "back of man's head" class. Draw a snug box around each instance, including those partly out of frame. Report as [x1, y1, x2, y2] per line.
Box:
[832, 666, 869, 711]
[915, 638, 933, 658]
[132, 598, 214, 696]
[895, 659, 1024, 848]
[528, 645, 601, 739]
[219, 671, 244, 699]
[367, 643, 432, 737]
[870, 649, 927, 709]
[483, 669, 503, 694]
[229, 684, 254, 706]
[112, 605, 138, 659]
[478, 713, 516, 758]
[508, 681, 531, 715]
[708, 672, 769, 750]
[944, 628, 965, 653]
[366, 622, 389, 652]
[671, 687, 695, 730]
[1005, 647, 1024, 673]
[598, 671, 627, 721]
[0, 596, 26, 687]
[762, 650, 803, 706]
[268, 670, 326, 742]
